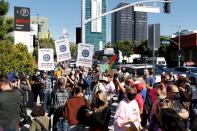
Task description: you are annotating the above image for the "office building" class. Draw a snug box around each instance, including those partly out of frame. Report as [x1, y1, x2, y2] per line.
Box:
[111, 3, 147, 44]
[85, 0, 107, 51]
[31, 16, 49, 39]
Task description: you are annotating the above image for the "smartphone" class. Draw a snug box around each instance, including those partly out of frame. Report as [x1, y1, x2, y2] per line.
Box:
[85, 109, 91, 112]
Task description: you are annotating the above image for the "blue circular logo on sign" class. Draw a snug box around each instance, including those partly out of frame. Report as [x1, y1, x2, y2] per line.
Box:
[43, 54, 51, 61]
[82, 50, 89, 57]
[60, 45, 66, 52]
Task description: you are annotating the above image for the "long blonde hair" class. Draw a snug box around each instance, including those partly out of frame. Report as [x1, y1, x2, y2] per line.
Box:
[94, 90, 108, 113]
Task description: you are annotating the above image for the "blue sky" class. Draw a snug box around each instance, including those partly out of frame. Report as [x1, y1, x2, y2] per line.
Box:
[8, 0, 197, 42]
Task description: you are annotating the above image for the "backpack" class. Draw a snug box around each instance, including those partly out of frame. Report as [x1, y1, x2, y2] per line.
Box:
[144, 91, 153, 115]
[51, 89, 69, 117]
[54, 89, 69, 109]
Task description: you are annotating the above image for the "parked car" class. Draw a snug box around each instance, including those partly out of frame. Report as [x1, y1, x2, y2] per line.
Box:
[156, 65, 174, 73]
[173, 66, 197, 85]
[117, 64, 161, 83]
[147, 57, 167, 66]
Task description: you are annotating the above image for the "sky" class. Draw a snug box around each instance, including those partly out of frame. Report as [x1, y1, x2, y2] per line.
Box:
[7, 0, 197, 42]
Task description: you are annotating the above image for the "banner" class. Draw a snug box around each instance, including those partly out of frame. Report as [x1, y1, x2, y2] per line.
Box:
[55, 39, 71, 62]
[76, 44, 94, 68]
[38, 49, 54, 70]
[14, 6, 30, 31]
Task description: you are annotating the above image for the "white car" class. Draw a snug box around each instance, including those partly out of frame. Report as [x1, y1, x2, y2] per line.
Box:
[173, 66, 197, 85]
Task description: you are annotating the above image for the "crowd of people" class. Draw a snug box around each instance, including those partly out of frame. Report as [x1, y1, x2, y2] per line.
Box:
[0, 63, 197, 131]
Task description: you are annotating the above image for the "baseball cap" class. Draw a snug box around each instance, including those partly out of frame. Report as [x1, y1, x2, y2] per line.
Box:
[134, 81, 144, 91]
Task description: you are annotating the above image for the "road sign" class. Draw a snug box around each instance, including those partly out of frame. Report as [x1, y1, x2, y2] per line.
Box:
[134, 6, 160, 13]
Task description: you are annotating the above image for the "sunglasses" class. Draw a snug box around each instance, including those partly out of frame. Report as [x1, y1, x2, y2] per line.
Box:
[160, 98, 171, 103]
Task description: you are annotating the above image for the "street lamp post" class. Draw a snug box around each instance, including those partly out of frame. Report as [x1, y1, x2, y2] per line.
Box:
[178, 25, 181, 67]
[81, 0, 171, 44]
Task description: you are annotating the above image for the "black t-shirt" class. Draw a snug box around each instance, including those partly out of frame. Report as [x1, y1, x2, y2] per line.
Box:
[31, 75, 42, 88]
[0, 89, 22, 129]
[89, 106, 111, 129]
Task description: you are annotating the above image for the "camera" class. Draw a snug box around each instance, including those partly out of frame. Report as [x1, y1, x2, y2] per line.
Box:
[19, 116, 32, 127]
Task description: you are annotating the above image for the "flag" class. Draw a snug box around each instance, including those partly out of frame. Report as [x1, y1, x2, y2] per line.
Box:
[108, 54, 119, 69]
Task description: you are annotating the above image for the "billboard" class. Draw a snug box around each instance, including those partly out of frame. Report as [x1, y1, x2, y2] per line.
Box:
[14, 6, 30, 31]
[91, 0, 102, 32]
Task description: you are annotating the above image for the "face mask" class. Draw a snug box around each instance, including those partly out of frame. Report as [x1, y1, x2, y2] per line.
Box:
[127, 92, 136, 101]
[173, 92, 181, 100]
[95, 98, 103, 105]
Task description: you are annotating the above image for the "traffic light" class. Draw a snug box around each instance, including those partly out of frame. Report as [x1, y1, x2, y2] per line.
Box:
[38, 24, 41, 32]
[33, 35, 39, 47]
[163, 0, 170, 13]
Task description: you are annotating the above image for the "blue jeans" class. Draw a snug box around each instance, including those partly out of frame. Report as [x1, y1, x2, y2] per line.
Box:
[69, 124, 86, 131]
[55, 117, 69, 131]
[43, 89, 52, 112]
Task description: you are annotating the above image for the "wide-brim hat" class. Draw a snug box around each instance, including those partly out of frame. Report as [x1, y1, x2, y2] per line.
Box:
[99, 76, 109, 82]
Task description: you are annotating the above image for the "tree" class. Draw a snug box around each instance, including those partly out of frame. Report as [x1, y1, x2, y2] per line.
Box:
[135, 40, 152, 58]
[114, 41, 134, 57]
[32, 38, 55, 61]
[70, 43, 77, 58]
[0, 0, 14, 40]
[0, 40, 35, 75]
[39, 38, 55, 49]
[104, 42, 114, 48]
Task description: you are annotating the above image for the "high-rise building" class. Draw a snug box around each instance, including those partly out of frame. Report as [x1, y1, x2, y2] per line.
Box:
[85, 0, 107, 51]
[111, 3, 147, 44]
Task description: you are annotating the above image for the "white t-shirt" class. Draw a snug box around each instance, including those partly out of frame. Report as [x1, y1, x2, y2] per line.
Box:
[114, 99, 141, 131]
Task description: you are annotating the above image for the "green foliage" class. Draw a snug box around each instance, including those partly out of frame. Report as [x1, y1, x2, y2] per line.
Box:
[0, 0, 8, 15]
[0, 0, 14, 40]
[70, 43, 77, 58]
[158, 44, 169, 57]
[104, 42, 113, 48]
[39, 38, 55, 49]
[114, 41, 134, 57]
[34, 38, 55, 60]
[0, 40, 35, 75]
[135, 40, 152, 57]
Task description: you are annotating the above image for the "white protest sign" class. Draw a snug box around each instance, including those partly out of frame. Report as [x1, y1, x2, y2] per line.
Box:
[76, 43, 94, 68]
[38, 48, 54, 70]
[55, 39, 71, 62]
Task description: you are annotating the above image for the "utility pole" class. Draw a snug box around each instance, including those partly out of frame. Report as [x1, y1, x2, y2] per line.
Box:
[178, 25, 181, 67]
[37, 13, 40, 48]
